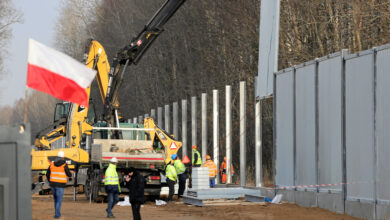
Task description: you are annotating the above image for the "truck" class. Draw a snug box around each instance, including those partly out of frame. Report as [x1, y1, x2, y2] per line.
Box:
[31, 0, 187, 200]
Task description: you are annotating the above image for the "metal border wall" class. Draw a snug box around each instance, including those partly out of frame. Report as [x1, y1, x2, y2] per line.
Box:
[375, 44, 390, 208]
[274, 68, 295, 187]
[274, 45, 390, 219]
[0, 124, 31, 220]
[317, 52, 344, 192]
[295, 61, 317, 190]
[344, 50, 375, 203]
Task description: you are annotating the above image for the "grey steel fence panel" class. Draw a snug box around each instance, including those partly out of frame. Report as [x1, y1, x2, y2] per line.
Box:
[318, 55, 343, 192]
[375, 47, 390, 202]
[345, 51, 375, 201]
[275, 69, 295, 187]
[0, 124, 31, 220]
[295, 62, 317, 190]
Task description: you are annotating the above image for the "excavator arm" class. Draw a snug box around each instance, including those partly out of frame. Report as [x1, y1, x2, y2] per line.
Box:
[104, 0, 186, 123]
[34, 40, 111, 150]
[66, 40, 111, 148]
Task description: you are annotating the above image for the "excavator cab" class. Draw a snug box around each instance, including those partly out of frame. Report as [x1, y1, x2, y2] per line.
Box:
[53, 102, 70, 123]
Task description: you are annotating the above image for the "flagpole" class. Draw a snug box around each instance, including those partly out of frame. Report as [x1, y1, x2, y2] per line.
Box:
[23, 86, 29, 124]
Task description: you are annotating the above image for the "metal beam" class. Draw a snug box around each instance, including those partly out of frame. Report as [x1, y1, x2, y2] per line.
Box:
[173, 102, 178, 140]
[151, 109, 156, 120]
[192, 96, 197, 150]
[255, 76, 262, 187]
[201, 93, 207, 161]
[240, 81, 247, 186]
[257, 0, 280, 98]
[182, 99, 188, 157]
[165, 104, 170, 133]
[158, 107, 163, 128]
[213, 90, 219, 183]
[226, 85, 232, 184]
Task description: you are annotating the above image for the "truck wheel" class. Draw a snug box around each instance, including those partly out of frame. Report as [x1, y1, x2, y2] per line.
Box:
[85, 171, 100, 202]
[91, 174, 100, 202]
[84, 179, 92, 200]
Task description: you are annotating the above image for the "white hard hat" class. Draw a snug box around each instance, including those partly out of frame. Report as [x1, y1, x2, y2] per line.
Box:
[110, 157, 118, 163]
[57, 151, 65, 158]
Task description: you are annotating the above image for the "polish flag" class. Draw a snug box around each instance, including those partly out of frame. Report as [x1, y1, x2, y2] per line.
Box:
[26, 39, 96, 107]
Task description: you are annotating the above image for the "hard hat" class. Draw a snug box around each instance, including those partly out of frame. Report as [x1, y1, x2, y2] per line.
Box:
[192, 145, 197, 149]
[171, 154, 177, 160]
[165, 158, 172, 165]
[110, 157, 118, 163]
[206, 155, 211, 160]
[182, 155, 190, 164]
[57, 151, 65, 158]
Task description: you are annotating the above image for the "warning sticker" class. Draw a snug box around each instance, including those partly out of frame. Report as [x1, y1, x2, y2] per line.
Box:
[170, 142, 178, 150]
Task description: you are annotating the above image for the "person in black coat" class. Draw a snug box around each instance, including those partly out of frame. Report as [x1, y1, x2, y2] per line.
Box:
[125, 167, 145, 220]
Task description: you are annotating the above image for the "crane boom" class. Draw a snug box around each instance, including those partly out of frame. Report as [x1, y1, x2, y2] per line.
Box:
[104, 0, 186, 123]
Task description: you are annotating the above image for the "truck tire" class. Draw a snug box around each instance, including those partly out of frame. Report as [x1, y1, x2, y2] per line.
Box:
[85, 170, 100, 202]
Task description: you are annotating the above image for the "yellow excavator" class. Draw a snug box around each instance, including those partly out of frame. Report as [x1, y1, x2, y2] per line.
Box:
[32, 39, 109, 171]
[31, 0, 186, 199]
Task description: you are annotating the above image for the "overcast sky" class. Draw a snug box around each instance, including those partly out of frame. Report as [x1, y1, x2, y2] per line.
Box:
[0, 0, 60, 106]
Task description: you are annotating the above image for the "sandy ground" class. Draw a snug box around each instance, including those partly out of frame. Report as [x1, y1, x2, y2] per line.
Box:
[32, 191, 362, 220]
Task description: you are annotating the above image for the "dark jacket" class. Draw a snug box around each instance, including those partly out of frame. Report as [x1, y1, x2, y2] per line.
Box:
[46, 158, 72, 188]
[125, 170, 145, 203]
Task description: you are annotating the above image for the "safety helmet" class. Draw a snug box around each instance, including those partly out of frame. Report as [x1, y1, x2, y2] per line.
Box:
[110, 157, 118, 163]
[192, 145, 197, 149]
[206, 155, 211, 160]
[165, 158, 172, 164]
[57, 151, 65, 158]
[171, 154, 177, 160]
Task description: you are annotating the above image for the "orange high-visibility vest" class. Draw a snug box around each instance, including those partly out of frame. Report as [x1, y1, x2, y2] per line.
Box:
[49, 162, 67, 183]
[203, 160, 217, 177]
[220, 161, 235, 174]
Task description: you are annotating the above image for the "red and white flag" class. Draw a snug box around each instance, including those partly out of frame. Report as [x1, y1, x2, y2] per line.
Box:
[27, 39, 96, 107]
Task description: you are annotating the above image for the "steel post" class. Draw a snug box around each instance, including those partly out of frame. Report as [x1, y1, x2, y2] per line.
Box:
[255, 99, 262, 187]
[165, 104, 170, 133]
[226, 85, 232, 184]
[240, 81, 247, 186]
[173, 102, 178, 140]
[158, 107, 163, 128]
[213, 89, 219, 183]
[201, 93, 207, 162]
[151, 109, 156, 120]
[182, 99, 188, 157]
[192, 96, 197, 153]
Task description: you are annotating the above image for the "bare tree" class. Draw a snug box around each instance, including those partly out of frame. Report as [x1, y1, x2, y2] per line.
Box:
[0, 0, 23, 76]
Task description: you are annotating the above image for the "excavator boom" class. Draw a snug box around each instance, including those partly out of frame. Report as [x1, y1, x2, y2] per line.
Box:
[105, 0, 186, 122]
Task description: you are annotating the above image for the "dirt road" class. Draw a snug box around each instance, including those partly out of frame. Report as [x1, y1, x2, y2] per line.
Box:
[32, 192, 361, 220]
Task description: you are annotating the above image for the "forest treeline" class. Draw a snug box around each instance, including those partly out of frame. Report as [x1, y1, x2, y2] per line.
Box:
[2, 0, 390, 184]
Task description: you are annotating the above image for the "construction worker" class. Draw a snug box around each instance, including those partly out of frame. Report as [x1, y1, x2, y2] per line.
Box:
[192, 145, 202, 167]
[171, 154, 187, 198]
[165, 158, 177, 202]
[46, 151, 72, 219]
[220, 157, 235, 184]
[203, 155, 217, 187]
[125, 167, 144, 220]
[104, 157, 121, 218]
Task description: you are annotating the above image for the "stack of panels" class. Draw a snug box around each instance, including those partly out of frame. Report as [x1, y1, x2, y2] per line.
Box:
[191, 167, 210, 189]
[160, 183, 179, 195]
[184, 187, 260, 200]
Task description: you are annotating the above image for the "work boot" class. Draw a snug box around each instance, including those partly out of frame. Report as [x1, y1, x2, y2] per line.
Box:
[107, 215, 115, 218]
